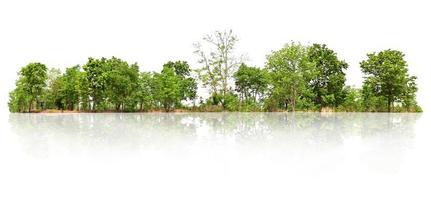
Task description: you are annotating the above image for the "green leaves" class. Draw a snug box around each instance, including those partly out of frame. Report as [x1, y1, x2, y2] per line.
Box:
[307, 44, 348, 108]
[234, 63, 269, 104]
[360, 49, 419, 112]
[153, 61, 198, 111]
[7, 36, 421, 113]
[9, 63, 48, 112]
[265, 42, 315, 111]
[194, 29, 240, 96]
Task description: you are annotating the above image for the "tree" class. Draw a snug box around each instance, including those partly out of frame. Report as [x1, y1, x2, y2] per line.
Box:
[83, 57, 108, 111]
[361, 80, 386, 112]
[152, 61, 198, 111]
[265, 42, 316, 111]
[60, 66, 81, 110]
[8, 80, 29, 112]
[401, 76, 421, 111]
[307, 44, 348, 108]
[43, 68, 63, 110]
[162, 61, 197, 103]
[16, 62, 48, 112]
[136, 72, 154, 111]
[194, 30, 240, 97]
[77, 70, 90, 111]
[104, 57, 139, 111]
[339, 86, 362, 112]
[234, 63, 269, 103]
[153, 66, 181, 111]
[360, 49, 418, 112]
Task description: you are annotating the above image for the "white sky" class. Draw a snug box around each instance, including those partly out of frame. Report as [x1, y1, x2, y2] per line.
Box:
[0, 0, 430, 112]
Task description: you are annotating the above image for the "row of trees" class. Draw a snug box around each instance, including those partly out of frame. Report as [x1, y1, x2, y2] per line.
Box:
[8, 30, 421, 112]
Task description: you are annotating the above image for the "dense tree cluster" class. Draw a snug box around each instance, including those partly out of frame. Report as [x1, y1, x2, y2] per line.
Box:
[8, 30, 421, 113]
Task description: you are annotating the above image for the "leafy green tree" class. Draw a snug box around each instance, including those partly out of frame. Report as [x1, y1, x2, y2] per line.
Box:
[153, 66, 181, 111]
[307, 44, 348, 108]
[152, 61, 198, 111]
[339, 86, 362, 112]
[77, 70, 91, 111]
[360, 49, 419, 112]
[8, 80, 30, 112]
[402, 76, 421, 111]
[194, 30, 240, 97]
[60, 66, 82, 110]
[15, 62, 48, 112]
[104, 57, 139, 111]
[162, 61, 197, 103]
[83, 57, 108, 111]
[265, 42, 317, 111]
[136, 72, 154, 111]
[43, 68, 62, 109]
[234, 63, 269, 103]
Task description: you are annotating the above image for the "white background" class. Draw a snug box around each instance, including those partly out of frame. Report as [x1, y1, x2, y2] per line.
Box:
[0, 0, 430, 112]
[0, 1, 431, 200]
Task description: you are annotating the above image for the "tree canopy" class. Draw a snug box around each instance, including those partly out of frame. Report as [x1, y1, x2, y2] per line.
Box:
[307, 44, 348, 108]
[360, 49, 420, 112]
[265, 42, 317, 111]
[8, 31, 422, 113]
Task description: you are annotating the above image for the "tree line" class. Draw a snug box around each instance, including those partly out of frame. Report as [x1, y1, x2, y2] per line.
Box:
[8, 30, 421, 113]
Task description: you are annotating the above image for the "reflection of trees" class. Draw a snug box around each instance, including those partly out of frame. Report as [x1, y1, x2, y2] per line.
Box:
[197, 112, 419, 147]
[9, 113, 198, 157]
[197, 112, 420, 173]
[9, 112, 420, 170]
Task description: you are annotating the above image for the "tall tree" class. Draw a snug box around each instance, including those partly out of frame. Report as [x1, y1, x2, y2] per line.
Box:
[234, 63, 269, 103]
[307, 44, 348, 108]
[60, 66, 81, 110]
[83, 57, 107, 111]
[136, 72, 154, 111]
[152, 61, 198, 111]
[8, 80, 29, 112]
[153, 66, 181, 111]
[104, 57, 139, 111]
[360, 49, 418, 112]
[162, 61, 197, 103]
[265, 42, 316, 111]
[194, 30, 240, 97]
[77, 70, 90, 111]
[43, 68, 62, 109]
[17, 62, 48, 112]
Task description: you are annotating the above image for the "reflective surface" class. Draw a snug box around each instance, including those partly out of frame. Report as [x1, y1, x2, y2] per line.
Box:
[1, 113, 430, 200]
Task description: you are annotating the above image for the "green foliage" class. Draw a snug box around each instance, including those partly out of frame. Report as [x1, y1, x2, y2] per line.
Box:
[234, 63, 269, 103]
[61, 66, 81, 110]
[83, 57, 108, 111]
[8, 80, 30, 112]
[163, 61, 197, 102]
[153, 66, 181, 111]
[223, 92, 240, 111]
[307, 44, 348, 108]
[105, 58, 140, 111]
[151, 61, 198, 111]
[265, 42, 317, 111]
[9, 62, 48, 112]
[77, 70, 90, 111]
[42, 68, 63, 110]
[136, 72, 154, 111]
[360, 49, 419, 112]
[7, 39, 422, 113]
[338, 86, 363, 112]
[194, 29, 239, 97]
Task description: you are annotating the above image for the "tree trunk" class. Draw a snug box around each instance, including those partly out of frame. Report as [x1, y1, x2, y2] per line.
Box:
[28, 100, 32, 113]
[292, 89, 297, 112]
[387, 97, 391, 112]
